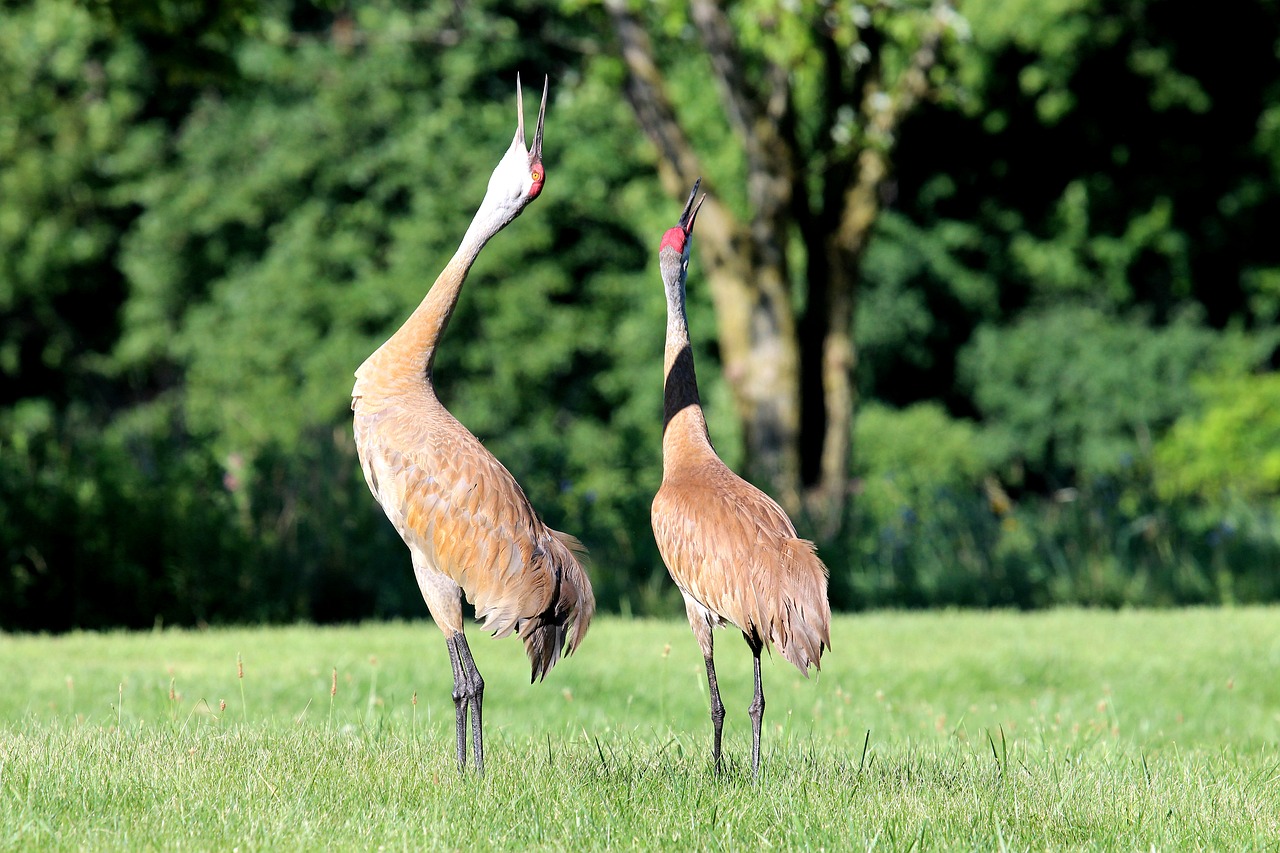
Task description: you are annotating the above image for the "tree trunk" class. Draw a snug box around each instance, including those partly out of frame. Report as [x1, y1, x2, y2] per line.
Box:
[697, 214, 802, 510]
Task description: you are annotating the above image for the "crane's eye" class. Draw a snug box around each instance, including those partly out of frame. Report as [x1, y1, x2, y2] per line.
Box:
[531, 169, 542, 182]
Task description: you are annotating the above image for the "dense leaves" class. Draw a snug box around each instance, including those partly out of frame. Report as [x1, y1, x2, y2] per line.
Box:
[0, 0, 159, 408]
[3, 0, 1280, 630]
[961, 307, 1273, 486]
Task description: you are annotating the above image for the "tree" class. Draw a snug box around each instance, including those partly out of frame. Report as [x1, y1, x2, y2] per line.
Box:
[960, 306, 1272, 488]
[883, 0, 1280, 339]
[0, 0, 159, 412]
[113, 1, 697, 616]
[594, 0, 960, 532]
[1155, 371, 1280, 505]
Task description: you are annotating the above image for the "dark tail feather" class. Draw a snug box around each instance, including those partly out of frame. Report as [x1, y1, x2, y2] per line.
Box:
[521, 529, 596, 682]
[522, 618, 568, 683]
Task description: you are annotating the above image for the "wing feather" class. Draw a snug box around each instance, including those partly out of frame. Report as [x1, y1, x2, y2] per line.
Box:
[653, 460, 830, 674]
[354, 398, 593, 676]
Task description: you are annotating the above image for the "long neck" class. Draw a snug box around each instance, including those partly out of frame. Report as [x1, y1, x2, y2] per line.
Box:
[662, 269, 715, 468]
[363, 205, 505, 394]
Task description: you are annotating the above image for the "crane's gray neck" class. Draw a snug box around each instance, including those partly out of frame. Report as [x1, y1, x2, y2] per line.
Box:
[661, 250, 692, 348]
[661, 250, 711, 450]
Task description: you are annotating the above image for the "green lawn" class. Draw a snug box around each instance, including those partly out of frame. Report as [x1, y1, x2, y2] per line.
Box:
[2, 609, 1279, 849]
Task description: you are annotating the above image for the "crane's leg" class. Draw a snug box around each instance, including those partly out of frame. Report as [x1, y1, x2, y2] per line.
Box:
[744, 632, 766, 781]
[414, 560, 478, 772]
[445, 634, 469, 772]
[682, 594, 723, 773]
[703, 654, 726, 774]
[454, 632, 485, 775]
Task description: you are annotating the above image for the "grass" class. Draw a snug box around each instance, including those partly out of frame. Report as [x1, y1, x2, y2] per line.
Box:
[1, 609, 1279, 849]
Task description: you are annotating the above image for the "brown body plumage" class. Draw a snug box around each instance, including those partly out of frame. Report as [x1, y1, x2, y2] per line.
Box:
[352, 77, 593, 774]
[651, 180, 831, 778]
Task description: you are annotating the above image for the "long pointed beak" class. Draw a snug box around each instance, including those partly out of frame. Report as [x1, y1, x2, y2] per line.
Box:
[679, 178, 706, 236]
[513, 74, 548, 161]
[532, 75, 547, 163]
[515, 73, 526, 148]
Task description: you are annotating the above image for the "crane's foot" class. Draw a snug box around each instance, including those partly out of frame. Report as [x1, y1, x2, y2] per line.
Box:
[446, 633, 486, 774]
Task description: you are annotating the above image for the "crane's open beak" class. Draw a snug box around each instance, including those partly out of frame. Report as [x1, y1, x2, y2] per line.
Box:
[679, 178, 706, 236]
[515, 74, 548, 163]
[533, 76, 547, 164]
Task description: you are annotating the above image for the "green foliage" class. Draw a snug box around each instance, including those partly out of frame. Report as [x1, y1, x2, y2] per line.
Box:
[0, 0, 160, 401]
[1007, 186, 1190, 306]
[857, 210, 1000, 404]
[0, 399, 255, 630]
[960, 307, 1269, 484]
[5, 0, 1280, 630]
[836, 473, 1280, 612]
[852, 401, 991, 517]
[840, 402, 1011, 608]
[827, 385, 1280, 612]
[886, 0, 1280, 395]
[1155, 372, 1280, 504]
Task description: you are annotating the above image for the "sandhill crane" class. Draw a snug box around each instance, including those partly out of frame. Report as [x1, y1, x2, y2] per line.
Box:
[651, 180, 831, 779]
[351, 76, 594, 774]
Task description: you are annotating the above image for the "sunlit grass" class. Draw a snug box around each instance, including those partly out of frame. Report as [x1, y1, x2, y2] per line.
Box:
[2, 609, 1279, 848]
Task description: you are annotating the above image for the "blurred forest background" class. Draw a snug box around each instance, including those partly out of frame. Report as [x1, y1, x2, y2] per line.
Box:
[3, 0, 1280, 632]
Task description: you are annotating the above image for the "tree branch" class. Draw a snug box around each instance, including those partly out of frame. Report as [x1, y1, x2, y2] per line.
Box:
[879, 0, 950, 135]
[602, 0, 703, 189]
[837, 0, 953, 253]
[687, 0, 761, 151]
[687, 0, 794, 274]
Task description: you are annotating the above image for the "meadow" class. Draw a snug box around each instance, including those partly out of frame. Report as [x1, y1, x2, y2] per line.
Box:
[1, 608, 1278, 850]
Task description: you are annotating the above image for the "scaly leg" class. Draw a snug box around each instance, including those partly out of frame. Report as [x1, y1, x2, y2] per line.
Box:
[704, 655, 726, 773]
[682, 595, 723, 773]
[454, 632, 486, 774]
[445, 634, 468, 772]
[745, 633, 766, 781]
[414, 562, 474, 772]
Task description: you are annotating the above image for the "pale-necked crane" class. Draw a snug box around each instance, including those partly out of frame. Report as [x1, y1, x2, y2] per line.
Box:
[352, 77, 594, 774]
[651, 180, 831, 779]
